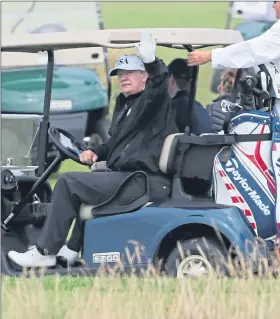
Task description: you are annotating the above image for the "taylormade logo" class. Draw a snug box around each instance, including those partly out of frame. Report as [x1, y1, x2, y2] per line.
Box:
[225, 159, 270, 216]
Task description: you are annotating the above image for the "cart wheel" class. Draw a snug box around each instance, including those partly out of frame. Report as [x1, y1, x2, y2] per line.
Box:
[164, 237, 228, 278]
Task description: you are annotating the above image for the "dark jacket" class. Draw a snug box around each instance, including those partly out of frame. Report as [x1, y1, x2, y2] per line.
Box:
[206, 93, 246, 132]
[206, 92, 255, 115]
[205, 93, 233, 115]
[91, 58, 179, 174]
[172, 90, 213, 135]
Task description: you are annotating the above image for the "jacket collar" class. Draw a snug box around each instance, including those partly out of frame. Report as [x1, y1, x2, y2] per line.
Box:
[118, 91, 143, 104]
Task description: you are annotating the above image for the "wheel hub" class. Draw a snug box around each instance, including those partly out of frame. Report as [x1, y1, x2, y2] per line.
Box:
[177, 255, 213, 278]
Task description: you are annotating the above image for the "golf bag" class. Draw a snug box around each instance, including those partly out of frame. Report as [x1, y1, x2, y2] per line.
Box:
[213, 110, 280, 243]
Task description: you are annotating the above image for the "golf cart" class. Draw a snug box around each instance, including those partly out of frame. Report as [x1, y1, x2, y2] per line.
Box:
[1, 1, 111, 172]
[1, 28, 277, 278]
[210, 1, 277, 94]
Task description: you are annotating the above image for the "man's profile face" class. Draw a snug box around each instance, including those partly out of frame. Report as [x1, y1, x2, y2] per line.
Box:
[167, 75, 177, 98]
[117, 70, 148, 96]
[273, 1, 280, 19]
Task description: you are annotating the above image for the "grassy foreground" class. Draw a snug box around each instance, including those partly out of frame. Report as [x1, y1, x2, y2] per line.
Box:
[3, 275, 280, 319]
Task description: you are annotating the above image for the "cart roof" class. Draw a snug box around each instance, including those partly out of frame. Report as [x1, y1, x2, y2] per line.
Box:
[2, 28, 243, 53]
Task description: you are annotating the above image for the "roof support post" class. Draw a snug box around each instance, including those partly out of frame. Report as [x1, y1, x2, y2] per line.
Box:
[37, 50, 54, 176]
[184, 45, 199, 133]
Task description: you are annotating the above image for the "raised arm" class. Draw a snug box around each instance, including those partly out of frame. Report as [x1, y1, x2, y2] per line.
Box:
[187, 20, 280, 69]
[142, 57, 168, 102]
[90, 31, 169, 160]
[135, 30, 169, 114]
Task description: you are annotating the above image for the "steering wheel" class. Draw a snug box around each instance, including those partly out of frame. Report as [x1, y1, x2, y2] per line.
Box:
[48, 127, 88, 165]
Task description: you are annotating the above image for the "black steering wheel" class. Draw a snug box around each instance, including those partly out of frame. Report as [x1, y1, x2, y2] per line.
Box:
[48, 127, 88, 165]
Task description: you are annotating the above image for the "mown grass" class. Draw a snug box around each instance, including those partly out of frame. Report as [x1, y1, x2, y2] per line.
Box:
[2, 274, 280, 319]
[3, 246, 280, 318]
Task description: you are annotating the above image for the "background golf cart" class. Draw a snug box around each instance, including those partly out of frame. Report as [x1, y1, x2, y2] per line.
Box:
[1, 28, 270, 278]
[1, 1, 111, 173]
[210, 1, 277, 93]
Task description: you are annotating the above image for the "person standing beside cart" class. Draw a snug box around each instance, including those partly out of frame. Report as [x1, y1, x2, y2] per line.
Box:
[188, 1, 280, 123]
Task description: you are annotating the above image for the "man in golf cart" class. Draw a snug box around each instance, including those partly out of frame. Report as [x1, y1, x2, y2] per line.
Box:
[206, 68, 264, 132]
[8, 31, 179, 268]
[167, 58, 213, 134]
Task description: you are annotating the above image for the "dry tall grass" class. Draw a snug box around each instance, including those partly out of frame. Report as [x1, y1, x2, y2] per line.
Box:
[3, 273, 280, 319]
[3, 241, 280, 319]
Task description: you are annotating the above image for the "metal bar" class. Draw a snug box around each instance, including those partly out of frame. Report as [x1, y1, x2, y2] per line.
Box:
[160, 44, 222, 50]
[184, 45, 199, 133]
[225, 1, 234, 30]
[37, 50, 54, 176]
[96, 1, 111, 104]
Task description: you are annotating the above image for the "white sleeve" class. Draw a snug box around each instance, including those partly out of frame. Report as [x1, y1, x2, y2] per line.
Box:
[211, 20, 280, 69]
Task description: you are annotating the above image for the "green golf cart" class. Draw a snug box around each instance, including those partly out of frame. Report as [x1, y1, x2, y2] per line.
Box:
[1, 1, 111, 172]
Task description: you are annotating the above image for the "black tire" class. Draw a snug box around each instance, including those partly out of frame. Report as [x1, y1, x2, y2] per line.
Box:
[164, 237, 229, 278]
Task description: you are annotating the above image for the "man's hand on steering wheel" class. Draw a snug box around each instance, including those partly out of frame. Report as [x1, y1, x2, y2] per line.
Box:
[48, 127, 97, 166]
[79, 150, 98, 165]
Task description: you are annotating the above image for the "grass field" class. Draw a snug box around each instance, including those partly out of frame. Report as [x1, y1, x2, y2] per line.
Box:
[5, 2, 279, 319]
[3, 274, 280, 318]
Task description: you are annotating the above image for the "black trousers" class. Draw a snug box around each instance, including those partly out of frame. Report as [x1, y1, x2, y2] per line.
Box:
[36, 171, 171, 255]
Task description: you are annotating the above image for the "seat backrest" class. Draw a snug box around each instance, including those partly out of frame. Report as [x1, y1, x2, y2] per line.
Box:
[159, 133, 225, 196]
[159, 133, 183, 174]
[181, 143, 223, 180]
[159, 133, 223, 178]
[181, 142, 223, 195]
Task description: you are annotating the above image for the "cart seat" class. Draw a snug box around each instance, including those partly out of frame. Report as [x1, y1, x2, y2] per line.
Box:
[91, 161, 110, 171]
[79, 133, 183, 220]
[159, 133, 184, 174]
[159, 132, 220, 197]
[79, 132, 221, 220]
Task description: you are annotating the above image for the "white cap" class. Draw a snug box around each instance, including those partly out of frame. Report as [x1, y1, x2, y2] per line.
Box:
[109, 54, 145, 76]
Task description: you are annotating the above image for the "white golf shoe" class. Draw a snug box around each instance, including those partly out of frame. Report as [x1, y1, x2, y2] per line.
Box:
[8, 246, 56, 268]
[56, 245, 79, 266]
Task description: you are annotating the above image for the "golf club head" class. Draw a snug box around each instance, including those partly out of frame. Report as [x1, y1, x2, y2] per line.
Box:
[221, 100, 243, 113]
